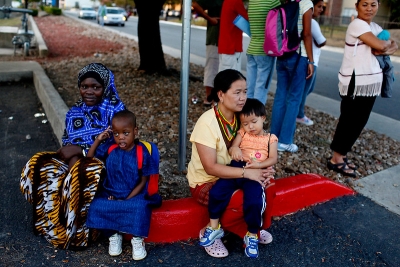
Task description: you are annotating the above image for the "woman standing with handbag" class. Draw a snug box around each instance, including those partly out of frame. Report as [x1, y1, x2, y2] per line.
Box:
[327, 0, 397, 177]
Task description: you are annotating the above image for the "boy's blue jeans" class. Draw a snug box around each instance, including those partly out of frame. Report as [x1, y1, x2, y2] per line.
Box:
[270, 53, 308, 144]
[208, 160, 266, 234]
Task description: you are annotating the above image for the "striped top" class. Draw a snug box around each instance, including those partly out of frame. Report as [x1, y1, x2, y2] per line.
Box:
[247, 0, 281, 55]
[298, 0, 313, 57]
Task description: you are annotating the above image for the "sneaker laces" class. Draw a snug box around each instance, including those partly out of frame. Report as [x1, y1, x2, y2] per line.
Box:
[132, 238, 143, 249]
[109, 235, 120, 245]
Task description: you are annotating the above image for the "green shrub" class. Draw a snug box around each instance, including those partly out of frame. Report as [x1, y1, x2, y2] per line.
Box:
[51, 7, 62, 15]
[39, 5, 44, 11]
[44, 6, 52, 14]
[30, 9, 38, 17]
[43, 6, 62, 15]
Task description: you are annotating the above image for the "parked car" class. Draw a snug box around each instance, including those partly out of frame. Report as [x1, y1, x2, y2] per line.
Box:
[98, 7, 125, 27]
[78, 6, 96, 20]
[167, 10, 180, 17]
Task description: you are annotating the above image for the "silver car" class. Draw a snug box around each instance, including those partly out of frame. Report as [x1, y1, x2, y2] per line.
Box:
[79, 6, 96, 20]
[98, 7, 126, 26]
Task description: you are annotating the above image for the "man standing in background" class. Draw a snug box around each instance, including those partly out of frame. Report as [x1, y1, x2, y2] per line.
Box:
[192, 0, 223, 107]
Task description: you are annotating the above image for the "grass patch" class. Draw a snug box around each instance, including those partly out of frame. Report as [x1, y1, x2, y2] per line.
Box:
[0, 16, 22, 27]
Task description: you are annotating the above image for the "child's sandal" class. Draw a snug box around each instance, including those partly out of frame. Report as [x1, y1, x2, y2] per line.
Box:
[204, 238, 229, 258]
[199, 230, 228, 258]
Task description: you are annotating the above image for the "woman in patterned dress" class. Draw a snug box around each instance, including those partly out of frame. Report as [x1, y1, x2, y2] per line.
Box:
[20, 63, 125, 249]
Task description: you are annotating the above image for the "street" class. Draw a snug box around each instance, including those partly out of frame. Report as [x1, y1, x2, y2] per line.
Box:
[68, 11, 400, 121]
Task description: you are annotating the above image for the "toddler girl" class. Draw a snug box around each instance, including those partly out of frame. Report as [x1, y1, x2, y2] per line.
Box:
[199, 98, 278, 258]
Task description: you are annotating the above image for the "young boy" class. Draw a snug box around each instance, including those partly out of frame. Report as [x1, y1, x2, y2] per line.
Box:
[86, 110, 161, 260]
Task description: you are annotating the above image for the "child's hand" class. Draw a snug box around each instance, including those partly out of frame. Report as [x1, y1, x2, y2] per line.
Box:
[230, 147, 243, 161]
[97, 126, 112, 141]
[108, 195, 115, 200]
[246, 160, 261, 169]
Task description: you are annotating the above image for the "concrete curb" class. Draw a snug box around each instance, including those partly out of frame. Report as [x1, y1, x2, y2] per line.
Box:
[29, 15, 48, 57]
[0, 61, 67, 146]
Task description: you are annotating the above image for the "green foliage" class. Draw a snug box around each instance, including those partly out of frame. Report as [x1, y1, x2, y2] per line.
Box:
[382, 0, 400, 24]
[44, 6, 62, 15]
[51, 7, 62, 15]
[30, 9, 38, 16]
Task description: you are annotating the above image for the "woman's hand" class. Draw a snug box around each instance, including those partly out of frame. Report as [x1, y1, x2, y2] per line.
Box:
[244, 167, 275, 186]
[372, 39, 398, 55]
[57, 144, 83, 161]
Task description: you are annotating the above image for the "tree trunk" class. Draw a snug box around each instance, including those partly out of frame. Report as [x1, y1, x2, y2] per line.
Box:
[134, 0, 167, 74]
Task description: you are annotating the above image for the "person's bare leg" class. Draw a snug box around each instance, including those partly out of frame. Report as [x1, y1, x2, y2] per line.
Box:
[204, 86, 213, 105]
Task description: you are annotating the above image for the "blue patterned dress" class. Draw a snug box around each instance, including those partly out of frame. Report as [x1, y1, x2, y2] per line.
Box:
[86, 142, 161, 237]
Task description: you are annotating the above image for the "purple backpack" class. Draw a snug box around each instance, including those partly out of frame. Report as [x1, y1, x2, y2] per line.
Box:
[263, 0, 301, 57]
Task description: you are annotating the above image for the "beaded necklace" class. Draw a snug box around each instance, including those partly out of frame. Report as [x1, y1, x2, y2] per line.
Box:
[214, 105, 238, 141]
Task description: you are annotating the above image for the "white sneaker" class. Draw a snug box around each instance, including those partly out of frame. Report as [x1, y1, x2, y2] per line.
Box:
[277, 142, 298, 153]
[108, 233, 122, 256]
[131, 237, 147, 260]
[296, 116, 314, 126]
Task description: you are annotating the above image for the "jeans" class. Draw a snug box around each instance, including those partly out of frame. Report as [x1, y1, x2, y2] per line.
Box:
[297, 66, 317, 118]
[246, 55, 276, 105]
[270, 53, 308, 144]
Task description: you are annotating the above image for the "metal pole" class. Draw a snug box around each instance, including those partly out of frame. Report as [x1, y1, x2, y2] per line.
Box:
[178, 0, 192, 171]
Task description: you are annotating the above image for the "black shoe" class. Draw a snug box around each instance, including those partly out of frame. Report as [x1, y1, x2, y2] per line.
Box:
[327, 159, 356, 178]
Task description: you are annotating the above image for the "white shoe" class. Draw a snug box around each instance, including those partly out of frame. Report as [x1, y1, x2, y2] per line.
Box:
[296, 116, 314, 126]
[108, 233, 122, 256]
[277, 142, 298, 153]
[131, 237, 147, 260]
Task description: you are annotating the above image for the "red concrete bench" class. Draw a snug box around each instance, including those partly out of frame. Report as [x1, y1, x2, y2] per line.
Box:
[143, 174, 354, 243]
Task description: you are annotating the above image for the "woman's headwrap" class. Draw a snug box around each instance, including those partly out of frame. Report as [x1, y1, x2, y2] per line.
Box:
[62, 63, 126, 150]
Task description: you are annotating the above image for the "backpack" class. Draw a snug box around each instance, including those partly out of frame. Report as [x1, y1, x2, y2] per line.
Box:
[263, 0, 301, 57]
[107, 140, 160, 196]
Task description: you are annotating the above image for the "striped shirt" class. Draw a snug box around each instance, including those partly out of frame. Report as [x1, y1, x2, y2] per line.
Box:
[298, 0, 313, 57]
[247, 0, 281, 55]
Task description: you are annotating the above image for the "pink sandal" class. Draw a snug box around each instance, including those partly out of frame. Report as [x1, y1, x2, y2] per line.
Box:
[199, 230, 228, 258]
[259, 230, 273, 245]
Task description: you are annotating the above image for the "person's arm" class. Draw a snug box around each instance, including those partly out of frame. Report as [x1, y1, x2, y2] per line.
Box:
[192, 2, 219, 25]
[358, 31, 393, 53]
[312, 19, 326, 48]
[126, 175, 149, 199]
[302, 8, 314, 79]
[57, 145, 84, 161]
[246, 141, 278, 169]
[314, 39, 326, 48]
[228, 134, 243, 161]
[196, 143, 273, 186]
[371, 38, 398, 56]
[87, 126, 111, 157]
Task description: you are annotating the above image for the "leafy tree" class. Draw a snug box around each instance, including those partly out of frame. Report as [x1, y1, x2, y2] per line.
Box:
[382, 0, 400, 26]
[134, 0, 167, 74]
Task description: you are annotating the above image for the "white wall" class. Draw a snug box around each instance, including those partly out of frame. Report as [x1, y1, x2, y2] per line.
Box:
[61, 0, 100, 9]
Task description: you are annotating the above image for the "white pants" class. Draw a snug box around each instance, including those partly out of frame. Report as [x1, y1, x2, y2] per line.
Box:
[204, 45, 219, 88]
[218, 52, 242, 72]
